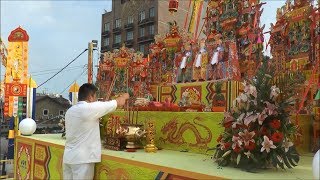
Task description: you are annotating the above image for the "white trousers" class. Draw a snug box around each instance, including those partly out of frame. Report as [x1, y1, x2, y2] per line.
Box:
[63, 163, 95, 180]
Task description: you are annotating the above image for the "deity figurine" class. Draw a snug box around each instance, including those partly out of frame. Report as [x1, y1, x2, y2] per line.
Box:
[208, 39, 224, 80]
[131, 52, 146, 82]
[192, 38, 208, 81]
[176, 42, 193, 83]
[178, 91, 192, 107]
[11, 59, 22, 80]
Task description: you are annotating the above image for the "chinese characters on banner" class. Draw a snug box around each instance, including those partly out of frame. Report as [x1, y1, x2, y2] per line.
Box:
[4, 83, 27, 117]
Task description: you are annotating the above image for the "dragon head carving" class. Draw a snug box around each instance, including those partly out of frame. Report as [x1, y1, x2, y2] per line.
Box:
[161, 119, 178, 134]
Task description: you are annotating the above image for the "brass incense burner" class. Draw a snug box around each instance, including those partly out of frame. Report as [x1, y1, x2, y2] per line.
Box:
[120, 123, 145, 149]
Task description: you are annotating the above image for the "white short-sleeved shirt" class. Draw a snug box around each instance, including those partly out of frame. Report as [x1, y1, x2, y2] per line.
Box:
[63, 100, 117, 164]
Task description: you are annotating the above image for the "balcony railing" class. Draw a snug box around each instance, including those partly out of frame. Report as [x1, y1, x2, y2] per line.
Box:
[138, 35, 155, 43]
[138, 17, 155, 26]
[112, 27, 122, 33]
[102, 31, 110, 36]
[101, 46, 110, 52]
[125, 40, 134, 46]
[112, 43, 121, 49]
[124, 23, 134, 30]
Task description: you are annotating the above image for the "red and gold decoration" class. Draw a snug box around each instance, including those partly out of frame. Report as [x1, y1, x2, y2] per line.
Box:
[3, 26, 30, 118]
[16, 141, 33, 180]
[168, 0, 179, 14]
[33, 144, 50, 180]
[97, 44, 150, 99]
[104, 115, 123, 150]
[144, 120, 157, 153]
[205, 0, 265, 79]
[269, 0, 319, 116]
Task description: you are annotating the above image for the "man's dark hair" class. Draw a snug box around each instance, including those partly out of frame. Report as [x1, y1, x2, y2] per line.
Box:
[78, 83, 98, 101]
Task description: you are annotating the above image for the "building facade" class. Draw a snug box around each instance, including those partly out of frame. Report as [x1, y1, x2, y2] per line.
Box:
[100, 0, 190, 56]
[35, 94, 70, 131]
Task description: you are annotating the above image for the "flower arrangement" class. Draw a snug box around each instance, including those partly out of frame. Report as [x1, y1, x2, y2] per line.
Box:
[211, 60, 302, 171]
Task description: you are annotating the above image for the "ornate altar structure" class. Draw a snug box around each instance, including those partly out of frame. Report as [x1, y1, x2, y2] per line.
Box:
[269, 0, 320, 113]
[205, 0, 265, 79]
[149, 21, 187, 85]
[97, 44, 150, 98]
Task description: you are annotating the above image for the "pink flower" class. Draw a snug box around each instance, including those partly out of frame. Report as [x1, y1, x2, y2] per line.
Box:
[244, 112, 258, 126]
[220, 142, 231, 150]
[257, 110, 268, 125]
[240, 93, 248, 102]
[243, 81, 249, 92]
[243, 81, 257, 98]
[251, 99, 258, 106]
[248, 86, 257, 98]
[232, 113, 245, 128]
[235, 93, 249, 109]
[244, 151, 251, 158]
[232, 136, 243, 149]
[239, 130, 255, 146]
[270, 85, 280, 101]
[261, 136, 277, 153]
[264, 102, 278, 116]
[223, 111, 234, 123]
[282, 139, 293, 152]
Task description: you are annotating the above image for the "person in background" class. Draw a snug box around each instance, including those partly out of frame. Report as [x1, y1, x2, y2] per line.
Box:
[63, 83, 129, 180]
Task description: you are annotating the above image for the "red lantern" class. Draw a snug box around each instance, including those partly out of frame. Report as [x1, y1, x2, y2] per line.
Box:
[169, 0, 179, 14]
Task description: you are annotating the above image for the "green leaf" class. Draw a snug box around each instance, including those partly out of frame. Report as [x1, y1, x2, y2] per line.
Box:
[271, 155, 278, 168]
[283, 155, 292, 169]
[237, 154, 241, 165]
[277, 155, 285, 169]
[251, 154, 259, 163]
[287, 156, 297, 167]
[207, 147, 217, 152]
[292, 154, 300, 164]
[222, 150, 232, 158]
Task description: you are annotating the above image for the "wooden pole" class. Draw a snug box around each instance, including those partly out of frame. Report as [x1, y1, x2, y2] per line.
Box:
[88, 42, 93, 84]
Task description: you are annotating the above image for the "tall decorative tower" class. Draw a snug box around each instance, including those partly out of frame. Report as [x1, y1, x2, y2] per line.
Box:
[269, 0, 319, 113]
[5, 27, 29, 83]
[4, 27, 29, 117]
[205, 0, 265, 79]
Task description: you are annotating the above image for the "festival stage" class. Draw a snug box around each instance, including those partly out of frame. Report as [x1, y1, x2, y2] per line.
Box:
[15, 133, 314, 179]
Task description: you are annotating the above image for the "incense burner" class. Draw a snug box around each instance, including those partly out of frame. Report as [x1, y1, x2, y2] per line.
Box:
[120, 123, 145, 149]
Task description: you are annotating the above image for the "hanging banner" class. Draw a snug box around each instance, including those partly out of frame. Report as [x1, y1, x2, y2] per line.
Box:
[5, 83, 27, 97]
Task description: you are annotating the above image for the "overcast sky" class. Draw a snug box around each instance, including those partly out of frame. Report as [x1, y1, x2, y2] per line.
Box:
[1, 0, 307, 98]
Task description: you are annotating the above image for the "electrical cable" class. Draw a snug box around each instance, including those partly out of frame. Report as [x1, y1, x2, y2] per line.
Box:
[32, 66, 87, 77]
[37, 49, 88, 88]
[60, 68, 88, 94]
[30, 65, 86, 74]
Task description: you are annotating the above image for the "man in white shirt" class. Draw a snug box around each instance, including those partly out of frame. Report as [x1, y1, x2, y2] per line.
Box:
[63, 83, 129, 179]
